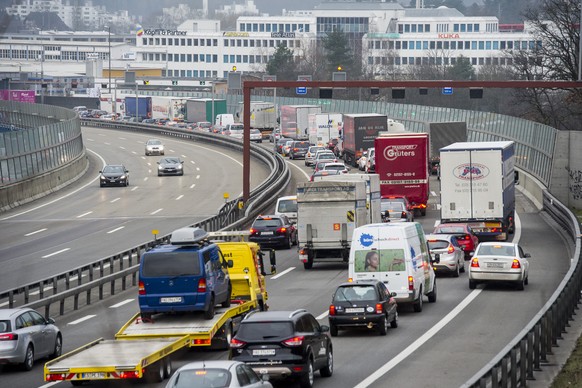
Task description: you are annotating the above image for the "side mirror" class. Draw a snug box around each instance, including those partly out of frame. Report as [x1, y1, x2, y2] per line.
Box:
[269, 249, 277, 274]
[320, 324, 330, 333]
[157, 162, 160, 164]
[48, 317, 56, 324]
[431, 254, 440, 264]
[226, 259, 234, 268]
[524, 253, 531, 258]
[390, 292, 397, 297]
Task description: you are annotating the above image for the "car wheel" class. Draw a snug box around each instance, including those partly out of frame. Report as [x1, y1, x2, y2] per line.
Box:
[428, 281, 437, 303]
[299, 358, 314, 388]
[525, 275, 529, 285]
[70, 381, 84, 386]
[378, 315, 388, 336]
[221, 282, 232, 308]
[125, 180, 129, 187]
[453, 263, 460, 278]
[146, 360, 165, 383]
[163, 357, 172, 379]
[141, 312, 152, 321]
[320, 347, 334, 377]
[284, 234, 292, 249]
[303, 259, 313, 270]
[293, 233, 298, 246]
[99, 183, 104, 187]
[50, 334, 62, 359]
[516, 278, 525, 291]
[460, 260, 466, 273]
[390, 311, 399, 328]
[420, 209, 427, 216]
[22, 344, 34, 371]
[413, 290, 423, 312]
[204, 295, 215, 319]
[329, 323, 338, 337]
[469, 279, 477, 289]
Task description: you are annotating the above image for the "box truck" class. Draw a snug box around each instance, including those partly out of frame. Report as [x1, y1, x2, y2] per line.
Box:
[374, 132, 430, 216]
[439, 141, 515, 241]
[308, 113, 343, 147]
[235, 101, 277, 131]
[296, 180, 370, 269]
[186, 98, 227, 123]
[124, 96, 152, 120]
[342, 113, 387, 167]
[280, 105, 322, 140]
[150, 96, 187, 121]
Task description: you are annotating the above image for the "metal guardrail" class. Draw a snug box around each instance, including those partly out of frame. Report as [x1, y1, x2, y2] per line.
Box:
[462, 189, 582, 387]
[1, 119, 290, 317]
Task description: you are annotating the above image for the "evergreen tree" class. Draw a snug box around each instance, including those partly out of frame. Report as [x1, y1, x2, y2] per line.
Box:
[322, 27, 355, 78]
[446, 56, 476, 80]
[265, 45, 297, 81]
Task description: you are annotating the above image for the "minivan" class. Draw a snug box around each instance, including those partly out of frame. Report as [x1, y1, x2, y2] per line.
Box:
[138, 227, 233, 321]
[275, 195, 297, 224]
[348, 222, 438, 312]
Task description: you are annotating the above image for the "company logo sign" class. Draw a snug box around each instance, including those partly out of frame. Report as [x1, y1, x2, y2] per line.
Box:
[136, 25, 144, 37]
[382, 144, 417, 161]
[271, 32, 296, 38]
[359, 233, 374, 247]
[454, 163, 490, 180]
[142, 28, 187, 36]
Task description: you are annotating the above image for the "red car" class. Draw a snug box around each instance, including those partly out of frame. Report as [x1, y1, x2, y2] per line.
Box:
[432, 223, 479, 259]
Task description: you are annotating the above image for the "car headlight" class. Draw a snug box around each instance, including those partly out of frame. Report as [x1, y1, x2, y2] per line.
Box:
[177, 165, 183, 169]
[100, 175, 106, 180]
[158, 165, 164, 170]
[120, 175, 126, 179]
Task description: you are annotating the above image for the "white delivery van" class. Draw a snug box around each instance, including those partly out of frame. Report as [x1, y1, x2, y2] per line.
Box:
[275, 195, 297, 223]
[348, 222, 438, 312]
[215, 113, 235, 129]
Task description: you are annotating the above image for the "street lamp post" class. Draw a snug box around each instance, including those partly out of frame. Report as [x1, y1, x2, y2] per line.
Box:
[107, 26, 111, 94]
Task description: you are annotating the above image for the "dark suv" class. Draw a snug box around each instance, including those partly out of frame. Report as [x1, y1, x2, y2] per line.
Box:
[230, 309, 333, 388]
[288, 141, 311, 160]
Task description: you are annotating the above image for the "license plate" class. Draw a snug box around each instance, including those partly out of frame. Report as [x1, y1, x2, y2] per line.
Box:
[160, 297, 182, 303]
[261, 231, 274, 235]
[82, 372, 105, 379]
[487, 262, 504, 269]
[345, 308, 365, 313]
[253, 349, 276, 356]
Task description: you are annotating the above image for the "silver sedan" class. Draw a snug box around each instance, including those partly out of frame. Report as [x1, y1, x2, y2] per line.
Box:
[0, 308, 62, 371]
[425, 234, 465, 277]
[165, 360, 272, 388]
[469, 242, 530, 290]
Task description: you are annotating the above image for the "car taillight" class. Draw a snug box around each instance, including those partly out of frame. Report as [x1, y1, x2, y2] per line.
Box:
[447, 244, 455, 254]
[511, 259, 521, 269]
[229, 338, 247, 348]
[138, 280, 146, 295]
[250, 228, 257, 235]
[0, 333, 17, 341]
[375, 303, 383, 314]
[401, 212, 407, 218]
[277, 227, 287, 234]
[282, 336, 304, 347]
[198, 278, 207, 292]
[408, 276, 414, 291]
[329, 305, 336, 315]
[471, 258, 480, 267]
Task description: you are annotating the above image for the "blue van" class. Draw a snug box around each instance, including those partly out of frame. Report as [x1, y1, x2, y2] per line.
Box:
[138, 227, 233, 321]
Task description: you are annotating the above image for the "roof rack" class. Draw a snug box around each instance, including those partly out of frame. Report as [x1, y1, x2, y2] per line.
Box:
[288, 309, 307, 319]
[170, 227, 209, 246]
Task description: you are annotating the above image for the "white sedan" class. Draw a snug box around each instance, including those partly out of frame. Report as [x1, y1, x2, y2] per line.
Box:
[469, 242, 530, 290]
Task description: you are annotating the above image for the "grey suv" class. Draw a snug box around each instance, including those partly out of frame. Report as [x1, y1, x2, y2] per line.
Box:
[230, 309, 333, 388]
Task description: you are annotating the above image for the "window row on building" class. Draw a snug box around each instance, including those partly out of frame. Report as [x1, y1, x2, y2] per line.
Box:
[166, 69, 219, 78]
[224, 39, 303, 48]
[366, 55, 517, 67]
[367, 39, 542, 51]
[142, 38, 219, 47]
[0, 49, 107, 61]
[239, 23, 311, 33]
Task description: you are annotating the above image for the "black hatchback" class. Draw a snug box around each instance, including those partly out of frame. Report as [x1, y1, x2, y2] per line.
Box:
[288, 141, 311, 160]
[249, 214, 297, 249]
[328, 280, 398, 336]
[230, 309, 333, 388]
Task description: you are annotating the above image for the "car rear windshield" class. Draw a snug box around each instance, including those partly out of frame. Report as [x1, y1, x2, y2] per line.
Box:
[292, 142, 310, 148]
[230, 125, 244, 131]
[253, 218, 283, 228]
[0, 320, 11, 332]
[334, 285, 377, 302]
[170, 369, 231, 388]
[141, 251, 201, 277]
[324, 165, 345, 171]
[428, 240, 450, 250]
[381, 202, 405, 212]
[237, 321, 294, 340]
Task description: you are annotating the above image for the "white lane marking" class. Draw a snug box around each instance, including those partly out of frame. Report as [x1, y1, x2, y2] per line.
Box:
[42, 248, 71, 258]
[131, 186, 138, 191]
[151, 208, 163, 215]
[110, 198, 120, 203]
[196, 175, 200, 179]
[132, 151, 137, 155]
[182, 154, 187, 158]
[119, 137, 127, 140]
[196, 167, 200, 171]
[39, 381, 60, 388]
[190, 160, 196, 165]
[176, 195, 184, 200]
[316, 311, 329, 320]
[354, 289, 483, 388]
[436, 204, 441, 210]
[0, 148, 107, 221]
[77, 211, 93, 218]
[354, 213, 523, 388]
[67, 315, 96, 325]
[0, 301, 8, 307]
[109, 299, 134, 308]
[147, 162, 152, 166]
[434, 219, 441, 227]
[107, 226, 125, 234]
[120, 146, 126, 150]
[104, 142, 111, 145]
[86, 138, 95, 141]
[190, 184, 196, 189]
[270, 267, 295, 280]
[431, 191, 437, 196]
[288, 162, 311, 180]
[98, 134, 106, 136]
[25, 228, 47, 236]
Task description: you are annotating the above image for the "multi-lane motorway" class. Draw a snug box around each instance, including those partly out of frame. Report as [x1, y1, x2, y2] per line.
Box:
[0, 127, 571, 388]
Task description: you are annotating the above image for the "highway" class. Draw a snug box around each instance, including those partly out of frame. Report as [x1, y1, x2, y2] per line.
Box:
[0, 129, 571, 388]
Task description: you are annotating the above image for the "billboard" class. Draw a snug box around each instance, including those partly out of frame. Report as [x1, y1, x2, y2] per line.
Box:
[0, 90, 36, 103]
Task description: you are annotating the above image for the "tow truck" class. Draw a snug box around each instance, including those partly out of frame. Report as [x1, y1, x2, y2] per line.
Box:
[44, 230, 274, 385]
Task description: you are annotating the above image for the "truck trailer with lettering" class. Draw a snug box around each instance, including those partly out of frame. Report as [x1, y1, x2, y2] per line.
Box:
[308, 113, 343, 147]
[374, 132, 430, 216]
[296, 180, 373, 269]
[44, 231, 271, 385]
[439, 141, 515, 241]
